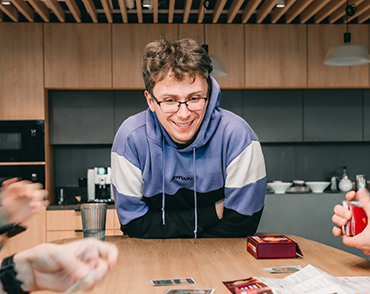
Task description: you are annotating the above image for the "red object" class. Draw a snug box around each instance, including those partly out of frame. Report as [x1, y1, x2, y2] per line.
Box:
[342, 201, 368, 236]
[247, 235, 303, 259]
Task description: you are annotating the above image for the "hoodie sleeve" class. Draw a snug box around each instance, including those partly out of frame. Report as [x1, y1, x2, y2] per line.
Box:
[200, 138, 267, 238]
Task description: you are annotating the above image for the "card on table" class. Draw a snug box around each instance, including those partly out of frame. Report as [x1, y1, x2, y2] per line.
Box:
[163, 289, 215, 294]
[151, 278, 197, 286]
[263, 265, 302, 273]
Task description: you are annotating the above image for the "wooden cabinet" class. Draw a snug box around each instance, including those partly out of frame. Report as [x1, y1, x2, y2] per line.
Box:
[49, 90, 115, 144]
[244, 25, 307, 88]
[44, 24, 112, 88]
[242, 90, 303, 142]
[0, 209, 46, 258]
[46, 208, 121, 242]
[112, 24, 178, 88]
[307, 25, 369, 87]
[206, 24, 244, 88]
[303, 89, 363, 142]
[0, 23, 44, 120]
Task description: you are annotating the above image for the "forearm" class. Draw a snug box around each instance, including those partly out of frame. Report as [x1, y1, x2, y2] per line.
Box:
[121, 205, 220, 238]
[200, 207, 263, 238]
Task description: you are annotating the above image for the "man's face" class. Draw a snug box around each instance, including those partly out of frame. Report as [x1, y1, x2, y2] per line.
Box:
[145, 73, 209, 145]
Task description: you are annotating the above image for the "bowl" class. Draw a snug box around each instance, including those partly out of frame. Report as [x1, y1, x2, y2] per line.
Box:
[267, 182, 292, 194]
[305, 181, 330, 193]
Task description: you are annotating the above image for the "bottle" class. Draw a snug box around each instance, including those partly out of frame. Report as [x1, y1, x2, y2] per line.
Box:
[330, 173, 338, 192]
[339, 166, 352, 193]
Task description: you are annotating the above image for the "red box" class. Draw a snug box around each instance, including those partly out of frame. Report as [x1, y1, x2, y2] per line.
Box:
[247, 235, 303, 259]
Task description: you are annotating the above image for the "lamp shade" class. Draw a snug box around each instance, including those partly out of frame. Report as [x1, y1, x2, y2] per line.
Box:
[324, 44, 370, 66]
[210, 57, 228, 77]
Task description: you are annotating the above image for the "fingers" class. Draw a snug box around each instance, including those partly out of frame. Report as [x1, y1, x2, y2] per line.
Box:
[346, 190, 357, 201]
[1, 178, 19, 187]
[333, 204, 352, 224]
[332, 226, 343, 237]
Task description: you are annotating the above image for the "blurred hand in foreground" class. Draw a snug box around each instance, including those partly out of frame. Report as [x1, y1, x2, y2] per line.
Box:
[13, 238, 119, 292]
[0, 178, 48, 224]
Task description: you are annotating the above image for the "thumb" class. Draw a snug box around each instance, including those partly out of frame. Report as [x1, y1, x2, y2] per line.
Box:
[357, 189, 370, 218]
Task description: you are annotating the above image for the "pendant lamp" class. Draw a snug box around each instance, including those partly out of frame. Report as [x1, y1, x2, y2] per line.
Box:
[324, 2, 370, 66]
[201, 24, 228, 77]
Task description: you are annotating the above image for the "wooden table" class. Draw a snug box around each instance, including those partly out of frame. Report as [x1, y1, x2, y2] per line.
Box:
[36, 235, 370, 294]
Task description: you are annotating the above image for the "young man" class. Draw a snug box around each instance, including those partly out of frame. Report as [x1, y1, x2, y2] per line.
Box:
[111, 38, 266, 239]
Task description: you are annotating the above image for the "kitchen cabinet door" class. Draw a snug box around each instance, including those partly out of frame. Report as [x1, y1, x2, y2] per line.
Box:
[364, 90, 370, 141]
[244, 24, 307, 88]
[114, 90, 148, 133]
[44, 24, 112, 88]
[0, 209, 46, 258]
[112, 24, 178, 88]
[308, 25, 369, 87]
[0, 23, 44, 120]
[303, 89, 363, 142]
[206, 24, 244, 88]
[49, 90, 115, 144]
[242, 90, 303, 142]
[219, 90, 243, 118]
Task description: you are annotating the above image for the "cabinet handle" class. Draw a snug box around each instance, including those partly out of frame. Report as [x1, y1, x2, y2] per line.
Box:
[75, 230, 83, 232]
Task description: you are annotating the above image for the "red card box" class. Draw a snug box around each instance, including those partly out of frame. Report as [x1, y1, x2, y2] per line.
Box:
[247, 235, 303, 259]
[342, 201, 368, 236]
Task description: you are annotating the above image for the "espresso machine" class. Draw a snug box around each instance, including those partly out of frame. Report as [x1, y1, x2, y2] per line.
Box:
[87, 167, 114, 203]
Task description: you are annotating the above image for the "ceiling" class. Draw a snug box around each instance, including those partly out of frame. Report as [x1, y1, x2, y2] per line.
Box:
[0, 0, 370, 24]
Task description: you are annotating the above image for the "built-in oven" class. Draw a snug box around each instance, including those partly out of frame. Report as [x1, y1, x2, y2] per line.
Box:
[0, 120, 45, 162]
[0, 165, 45, 187]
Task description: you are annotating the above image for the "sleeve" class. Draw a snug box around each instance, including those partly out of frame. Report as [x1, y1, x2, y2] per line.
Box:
[200, 139, 267, 238]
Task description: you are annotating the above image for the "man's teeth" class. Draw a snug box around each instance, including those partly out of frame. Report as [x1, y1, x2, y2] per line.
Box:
[175, 122, 191, 126]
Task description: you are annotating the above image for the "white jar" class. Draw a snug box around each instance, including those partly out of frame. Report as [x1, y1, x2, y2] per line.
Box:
[339, 178, 352, 192]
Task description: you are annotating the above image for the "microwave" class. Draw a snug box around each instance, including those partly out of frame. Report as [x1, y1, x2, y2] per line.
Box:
[0, 120, 45, 162]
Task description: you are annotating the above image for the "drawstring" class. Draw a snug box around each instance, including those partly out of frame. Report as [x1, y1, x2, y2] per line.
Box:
[162, 137, 166, 225]
[193, 147, 198, 244]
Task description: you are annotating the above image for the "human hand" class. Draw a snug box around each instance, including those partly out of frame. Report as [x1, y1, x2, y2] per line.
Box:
[332, 189, 370, 255]
[13, 238, 119, 292]
[215, 199, 224, 219]
[0, 178, 48, 224]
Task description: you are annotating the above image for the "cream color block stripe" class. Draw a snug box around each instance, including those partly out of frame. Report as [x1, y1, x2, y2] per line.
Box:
[225, 141, 266, 188]
[111, 152, 143, 197]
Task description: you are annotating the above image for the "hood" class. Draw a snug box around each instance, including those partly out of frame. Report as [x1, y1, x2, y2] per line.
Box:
[146, 77, 222, 151]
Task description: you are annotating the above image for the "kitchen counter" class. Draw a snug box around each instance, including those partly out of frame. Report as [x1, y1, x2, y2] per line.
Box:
[47, 203, 116, 210]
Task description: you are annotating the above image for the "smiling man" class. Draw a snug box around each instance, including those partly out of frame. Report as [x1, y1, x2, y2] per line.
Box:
[111, 38, 266, 239]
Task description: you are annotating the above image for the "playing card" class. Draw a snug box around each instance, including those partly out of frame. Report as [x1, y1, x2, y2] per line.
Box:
[151, 277, 197, 286]
[263, 265, 302, 273]
[163, 289, 215, 294]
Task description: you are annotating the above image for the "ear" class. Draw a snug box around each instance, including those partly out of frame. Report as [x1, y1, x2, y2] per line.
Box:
[145, 91, 156, 112]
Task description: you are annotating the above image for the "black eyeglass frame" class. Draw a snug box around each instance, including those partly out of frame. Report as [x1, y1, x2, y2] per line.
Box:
[151, 94, 209, 113]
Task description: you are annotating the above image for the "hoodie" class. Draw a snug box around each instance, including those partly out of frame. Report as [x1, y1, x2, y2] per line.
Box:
[111, 77, 266, 239]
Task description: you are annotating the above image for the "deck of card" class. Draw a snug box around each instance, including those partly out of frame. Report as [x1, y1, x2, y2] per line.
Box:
[342, 201, 368, 236]
[151, 277, 197, 286]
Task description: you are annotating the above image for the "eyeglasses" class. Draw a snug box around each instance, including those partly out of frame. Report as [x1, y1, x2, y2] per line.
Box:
[151, 94, 208, 113]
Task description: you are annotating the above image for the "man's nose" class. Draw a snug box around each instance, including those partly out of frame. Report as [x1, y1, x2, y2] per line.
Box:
[176, 103, 191, 117]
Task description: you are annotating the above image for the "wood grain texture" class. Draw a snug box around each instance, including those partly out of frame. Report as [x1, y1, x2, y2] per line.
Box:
[307, 24, 369, 87]
[34, 235, 370, 294]
[0, 23, 44, 120]
[206, 24, 244, 88]
[179, 23, 204, 45]
[44, 23, 112, 88]
[112, 24, 178, 88]
[0, 209, 46, 258]
[245, 24, 307, 88]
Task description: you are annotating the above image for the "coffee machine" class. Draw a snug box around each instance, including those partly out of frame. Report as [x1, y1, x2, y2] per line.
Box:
[87, 167, 114, 203]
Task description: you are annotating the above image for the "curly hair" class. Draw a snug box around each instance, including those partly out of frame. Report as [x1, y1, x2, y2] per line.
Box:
[142, 37, 213, 96]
